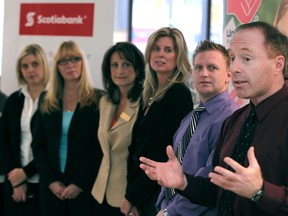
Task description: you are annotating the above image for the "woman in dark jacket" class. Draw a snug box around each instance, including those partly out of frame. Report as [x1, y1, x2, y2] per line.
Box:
[1, 44, 50, 216]
[121, 27, 193, 216]
[31, 41, 103, 216]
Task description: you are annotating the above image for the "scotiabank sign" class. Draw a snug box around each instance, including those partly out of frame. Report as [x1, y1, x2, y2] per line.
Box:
[19, 3, 94, 36]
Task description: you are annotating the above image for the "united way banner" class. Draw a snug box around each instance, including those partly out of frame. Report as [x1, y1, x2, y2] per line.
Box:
[2, 0, 115, 95]
[223, 0, 281, 47]
[223, 0, 283, 106]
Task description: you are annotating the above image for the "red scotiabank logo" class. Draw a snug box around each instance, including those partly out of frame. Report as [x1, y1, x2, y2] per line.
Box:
[19, 3, 94, 36]
[227, 0, 262, 24]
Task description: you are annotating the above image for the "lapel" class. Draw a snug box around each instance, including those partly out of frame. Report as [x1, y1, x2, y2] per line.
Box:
[110, 99, 140, 131]
[138, 99, 157, 127]
[101, 100, 116, 131]
[49, 109, 63, 144]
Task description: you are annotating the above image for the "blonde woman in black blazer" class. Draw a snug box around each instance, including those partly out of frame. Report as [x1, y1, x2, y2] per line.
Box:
[1, 44, 50, 216]
[121, 27, 194, 216]
[31, 41, 103, 216]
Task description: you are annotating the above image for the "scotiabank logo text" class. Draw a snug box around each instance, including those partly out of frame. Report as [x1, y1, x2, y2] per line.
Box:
[20, 3, 94, 36]
[26, 14, 85, 26]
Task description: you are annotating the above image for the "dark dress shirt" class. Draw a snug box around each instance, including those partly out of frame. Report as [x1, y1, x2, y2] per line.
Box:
[180, 84, 288, 216]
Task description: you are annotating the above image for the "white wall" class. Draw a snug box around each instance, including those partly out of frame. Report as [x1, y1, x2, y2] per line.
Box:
[0, 0, 4, 87]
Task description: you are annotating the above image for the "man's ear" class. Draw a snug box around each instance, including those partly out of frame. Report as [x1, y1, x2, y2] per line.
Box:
[274, 55, 285, 75]
[225, 70, 231, 83]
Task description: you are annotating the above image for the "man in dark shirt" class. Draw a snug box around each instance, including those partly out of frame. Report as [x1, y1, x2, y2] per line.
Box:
[0, 90, 7, 216]
[139, 21, 288, 216]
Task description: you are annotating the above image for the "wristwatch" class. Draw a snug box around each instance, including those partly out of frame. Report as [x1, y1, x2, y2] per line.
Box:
[163, 208, 169, 216]
[251, 185, 264, 203]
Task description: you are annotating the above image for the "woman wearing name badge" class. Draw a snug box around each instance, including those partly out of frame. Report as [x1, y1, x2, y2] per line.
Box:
[121, 27, 194, 216]
[31, 40, 103, 216]
[1, 44, 50, 216]
[91, 42, 145, 216]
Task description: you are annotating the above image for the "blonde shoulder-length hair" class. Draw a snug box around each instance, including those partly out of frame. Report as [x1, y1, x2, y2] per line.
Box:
[41, 40, 98, 113]
[16, 44, 50, 87]
[143, 27, 191, 106]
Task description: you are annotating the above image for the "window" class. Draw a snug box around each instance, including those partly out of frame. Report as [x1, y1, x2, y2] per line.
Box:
[130, 0, 211, 58]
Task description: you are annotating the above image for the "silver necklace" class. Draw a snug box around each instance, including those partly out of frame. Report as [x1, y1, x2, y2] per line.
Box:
[148, 97, 154, 106]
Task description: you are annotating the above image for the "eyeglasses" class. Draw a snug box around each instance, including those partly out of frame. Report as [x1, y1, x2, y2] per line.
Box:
[57, 56, 82, 65]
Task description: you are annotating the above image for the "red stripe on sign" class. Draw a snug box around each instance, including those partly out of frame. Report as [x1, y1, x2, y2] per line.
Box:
[19, 3, 94, 36]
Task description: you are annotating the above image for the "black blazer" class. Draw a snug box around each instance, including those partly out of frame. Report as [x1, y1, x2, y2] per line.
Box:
[125, 83, 193, 207]
[1, 90, 37, 177]
[0, 91, 7, 113]
[31, 91, 103, 191]
[0, 91, 7, 175]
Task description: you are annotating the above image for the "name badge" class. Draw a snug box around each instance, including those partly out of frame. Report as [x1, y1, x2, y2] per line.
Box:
[120, 112, 130, 122]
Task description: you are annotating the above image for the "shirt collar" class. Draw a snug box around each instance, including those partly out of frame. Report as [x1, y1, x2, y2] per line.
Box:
[201, 90, 231, 114]
[20, 85, 32, 99]
[254, 84, 288, 122]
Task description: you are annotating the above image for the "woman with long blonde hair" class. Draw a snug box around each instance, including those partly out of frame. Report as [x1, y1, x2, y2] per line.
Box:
[122, 27, 194, 216]
[32, 41, 103, 216]
[2, 44, 49, 216]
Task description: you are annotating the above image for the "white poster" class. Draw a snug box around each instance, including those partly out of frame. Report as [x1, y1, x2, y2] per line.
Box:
[1, 0, 115, 95]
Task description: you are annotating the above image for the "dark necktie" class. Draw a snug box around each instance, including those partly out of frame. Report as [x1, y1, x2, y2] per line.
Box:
[165, 105, 206, 201]
[217, 107, 257, 216]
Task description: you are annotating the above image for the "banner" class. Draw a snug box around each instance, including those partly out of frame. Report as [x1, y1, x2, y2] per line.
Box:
[19, 3, 94, 36]
[1, 0, 115, 95]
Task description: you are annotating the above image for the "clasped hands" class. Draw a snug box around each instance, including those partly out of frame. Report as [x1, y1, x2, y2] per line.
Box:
[49, 181, 82, 200]
[8, 168, 28, 203]
[139, 145, 263, 199]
